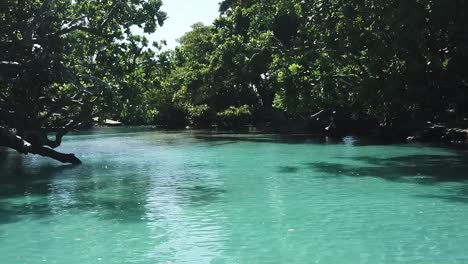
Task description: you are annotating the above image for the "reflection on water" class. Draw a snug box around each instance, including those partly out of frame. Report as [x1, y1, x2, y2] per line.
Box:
[1, 129, 468, 264]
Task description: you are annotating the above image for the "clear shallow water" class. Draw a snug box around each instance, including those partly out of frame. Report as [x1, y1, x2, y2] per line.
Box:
[1, 128, 468, 264]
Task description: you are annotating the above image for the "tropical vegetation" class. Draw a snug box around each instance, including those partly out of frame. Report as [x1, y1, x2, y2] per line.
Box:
[1, 0, 467, 163]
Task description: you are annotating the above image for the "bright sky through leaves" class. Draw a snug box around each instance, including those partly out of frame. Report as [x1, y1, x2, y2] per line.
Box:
[152, 0, 221, 49]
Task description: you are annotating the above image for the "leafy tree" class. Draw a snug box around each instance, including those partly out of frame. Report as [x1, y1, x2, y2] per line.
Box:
[0, 0, 166, 163]
[3, 0, 467, 165]
[208, 0, 468, 130]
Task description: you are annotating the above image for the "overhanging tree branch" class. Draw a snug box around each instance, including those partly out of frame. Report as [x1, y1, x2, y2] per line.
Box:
[0, 126, 81, 164]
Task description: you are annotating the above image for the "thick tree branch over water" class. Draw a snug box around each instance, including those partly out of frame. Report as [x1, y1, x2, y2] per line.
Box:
[0, 126, 81, 164]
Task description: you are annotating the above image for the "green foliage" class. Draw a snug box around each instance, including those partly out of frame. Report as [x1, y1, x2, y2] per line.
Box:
[217, 105, 253, 128]
[1, 0, 166, 129]
[3, 0, 468, 150]
[160, 0, 467, 129]
[99, 0, 457, 131]
[0, 0, 168, 162]
[187, 104, 214, 127]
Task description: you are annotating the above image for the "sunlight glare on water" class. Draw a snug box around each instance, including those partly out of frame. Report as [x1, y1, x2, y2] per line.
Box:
[1, 128, 468, 264]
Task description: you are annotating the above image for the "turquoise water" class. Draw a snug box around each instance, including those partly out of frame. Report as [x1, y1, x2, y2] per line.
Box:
[1, 128, 468, 264]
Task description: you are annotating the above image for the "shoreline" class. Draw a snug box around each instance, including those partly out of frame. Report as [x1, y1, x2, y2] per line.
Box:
[88, 124, 468, 148]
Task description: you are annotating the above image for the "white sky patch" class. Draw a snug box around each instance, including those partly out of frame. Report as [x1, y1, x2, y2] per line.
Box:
[147, 0, 221, 50]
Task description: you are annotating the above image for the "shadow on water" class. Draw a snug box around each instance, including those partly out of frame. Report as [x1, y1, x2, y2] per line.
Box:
[0, 149, 228, 224]
[0, 150, 77, 224]
[413, 179, 468, 204]
[0, 149, 78, 197]
[277, 166, 301, 174]
[305, 155, 468, 183]
[193, 133, 332, 145]
[177, 185, 227, 206]
[0, 150, 145, 224]
[414, 193, 468, 204]
[301, 154, 468, 204]
[192, 132, 421, 146]
[203, 141, 238, 147]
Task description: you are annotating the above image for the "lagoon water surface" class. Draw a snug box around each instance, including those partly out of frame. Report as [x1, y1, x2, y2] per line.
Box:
[1, 128, 468, 264]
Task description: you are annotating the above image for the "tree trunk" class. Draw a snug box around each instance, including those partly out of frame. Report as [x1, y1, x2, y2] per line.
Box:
[0, 126, 81, 164]
[256, 80, 274, 122]
[29, 146, 82, 164]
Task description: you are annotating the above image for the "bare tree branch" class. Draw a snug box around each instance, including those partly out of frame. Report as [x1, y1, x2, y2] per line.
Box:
[41, 129, 67, 148]
[100, 1, 123, 28]
[53, 25, 105, 37]
[31, 0, 53, 26]
[59, 65, 93, 95]
[0, 61, 20, 66]
[24, 0, 54, 41]
[79, 74, 122, 105]
[64, 15, 87, 28]
[0, 125, 81, 164]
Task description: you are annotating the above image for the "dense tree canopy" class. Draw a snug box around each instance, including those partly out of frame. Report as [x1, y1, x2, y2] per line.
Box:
[149, 0, 468, 133]
[1, 0, 467, 163]
[1, 0, 166, 163]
